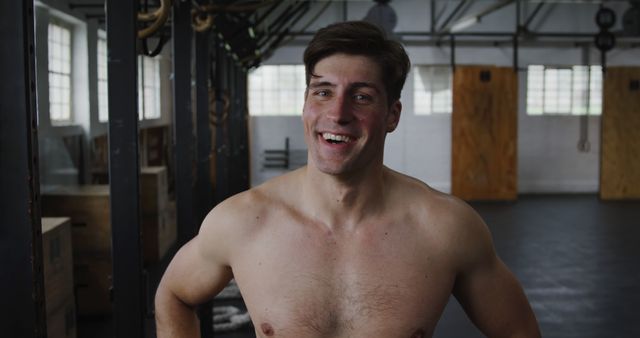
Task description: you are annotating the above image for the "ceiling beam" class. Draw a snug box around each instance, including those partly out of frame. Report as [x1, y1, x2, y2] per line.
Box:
[442, 0, 516, 33]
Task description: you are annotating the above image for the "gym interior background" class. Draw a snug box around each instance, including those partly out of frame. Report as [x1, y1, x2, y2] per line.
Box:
[1, 0, 639, 337]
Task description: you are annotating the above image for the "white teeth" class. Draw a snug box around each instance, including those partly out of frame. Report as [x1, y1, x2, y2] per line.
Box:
[322, 132, 353, 143]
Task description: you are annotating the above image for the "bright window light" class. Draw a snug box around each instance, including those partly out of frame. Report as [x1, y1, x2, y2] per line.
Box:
[97, 35, 108, 122]
[248, 65, 306, 116]
[48, 22, 72, 123]
[527, 65, 602, 116]
[138, 55, 161, 120]
[413, 66, 452, 115]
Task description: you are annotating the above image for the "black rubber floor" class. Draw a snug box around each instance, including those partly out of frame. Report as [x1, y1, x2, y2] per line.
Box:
[434, 194, 640, 338]
[78, 194, 640, 338]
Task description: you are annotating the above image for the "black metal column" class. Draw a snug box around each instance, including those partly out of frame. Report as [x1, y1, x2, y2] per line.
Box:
[172, 1, 197, 245]
[195, 27, 214, 338]
[228, 62, 239, 195]
[106, 2, 144, 337]
[0, 1, 46, 336]
[228, 64, 250, 195]
[237, 69, 250, 192]
[214, 38, 230, 203]
[195, 25, 212, 234]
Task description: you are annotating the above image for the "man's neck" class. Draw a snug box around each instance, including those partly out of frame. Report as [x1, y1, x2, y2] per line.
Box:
[300, 163, 388, 230]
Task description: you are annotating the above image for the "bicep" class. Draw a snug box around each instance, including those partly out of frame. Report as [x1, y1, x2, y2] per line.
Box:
[453, 257, 539, 338]
[449, 201, 540, 337]
[158, 234, 233, 307]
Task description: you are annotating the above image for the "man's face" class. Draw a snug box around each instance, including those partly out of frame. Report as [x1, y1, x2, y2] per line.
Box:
[302, 53, 401, 176]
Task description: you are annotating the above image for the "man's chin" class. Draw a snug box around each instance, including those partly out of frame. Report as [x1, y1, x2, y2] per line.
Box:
[310, 159, 349, 176]
[313, 162, 359, 178]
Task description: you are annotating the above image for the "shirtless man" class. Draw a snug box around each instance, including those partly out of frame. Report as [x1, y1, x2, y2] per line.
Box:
[155, 21, 541, 338]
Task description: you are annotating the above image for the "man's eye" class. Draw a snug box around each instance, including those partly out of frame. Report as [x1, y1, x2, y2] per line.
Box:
[315, 90, 329, 97]
[354, 94, 371, 102]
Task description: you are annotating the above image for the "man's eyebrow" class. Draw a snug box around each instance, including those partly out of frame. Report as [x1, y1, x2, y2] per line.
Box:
[308, 81, 335, 88]
[308, 80, 380, 92]
[351, 82, 381, 93]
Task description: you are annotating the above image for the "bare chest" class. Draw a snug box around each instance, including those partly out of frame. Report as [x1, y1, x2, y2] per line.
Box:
[231, 222, 455, 338]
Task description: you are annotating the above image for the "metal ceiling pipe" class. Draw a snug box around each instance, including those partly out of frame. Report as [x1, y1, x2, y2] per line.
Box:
[438, 0, 469, 33]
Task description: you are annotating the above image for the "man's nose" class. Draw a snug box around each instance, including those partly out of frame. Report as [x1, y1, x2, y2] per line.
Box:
[326, 94, 354, 125]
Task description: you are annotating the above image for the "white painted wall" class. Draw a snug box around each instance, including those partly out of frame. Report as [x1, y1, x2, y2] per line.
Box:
[249, 1, 640, 194]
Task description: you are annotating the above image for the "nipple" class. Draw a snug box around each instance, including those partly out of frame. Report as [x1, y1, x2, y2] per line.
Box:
[261, 322, 275, 336]
[410, 328, 425, 338]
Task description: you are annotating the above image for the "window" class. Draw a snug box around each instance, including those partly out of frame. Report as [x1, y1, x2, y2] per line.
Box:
[48, 22, 72, 123]
[138, 55, 161, 120]
[527, 65, 602, 116]
[97, 35, 108, 122]
[413, 66, 452, 115]
[248, 65, 306, 116]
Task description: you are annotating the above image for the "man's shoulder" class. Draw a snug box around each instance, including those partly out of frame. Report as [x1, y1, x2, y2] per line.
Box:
[387, 168, 487, 242]
[201, 169, 301, 232]
[386, 168, 467, 214]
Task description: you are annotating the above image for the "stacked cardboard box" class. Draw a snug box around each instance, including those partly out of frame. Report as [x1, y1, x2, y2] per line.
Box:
[42, 185, 112, 316]
[140, 166, 176, 263]
[41, 169, 175, 315]
[42, 217, 77, 338]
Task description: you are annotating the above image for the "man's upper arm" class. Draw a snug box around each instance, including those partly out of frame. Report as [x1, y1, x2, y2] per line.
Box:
[451, 204, 540, 338]
[157, 204, 236, 307]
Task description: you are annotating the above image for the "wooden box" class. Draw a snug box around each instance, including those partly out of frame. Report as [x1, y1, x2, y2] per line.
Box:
[41, 185, 111, 256]
[41, 178, 175, 313]
[42, 217, 75, 314]
[141, 167, 175, 263]
[142, 201, 176, 263]
[42, 186, 112, 316]
[74, 254, 112, 316]
[46, 298, 77, 338]
[42, 217, 77, 338]
[140, 166, 168, 214]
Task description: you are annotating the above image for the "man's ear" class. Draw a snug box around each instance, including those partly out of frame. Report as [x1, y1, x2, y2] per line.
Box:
[386, 100, 402, 133]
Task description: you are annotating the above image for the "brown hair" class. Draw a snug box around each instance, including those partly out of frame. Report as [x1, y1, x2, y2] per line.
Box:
[303, 21, 410, 104]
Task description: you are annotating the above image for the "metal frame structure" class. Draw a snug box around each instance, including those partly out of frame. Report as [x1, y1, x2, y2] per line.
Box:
[215, 37, 232, 205]
[106, 1, 145, 337]
[195, 17, 214, 338]
[195, 17, 213, 248]
[172, 0, 197, 247]
[0, 1, 47, 336]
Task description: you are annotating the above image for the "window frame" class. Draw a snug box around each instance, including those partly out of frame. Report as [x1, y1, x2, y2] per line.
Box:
[97, 32, 109, 123]
[47, 19, 74, 125]
[138, 55, 162, 121]
[413, 65, 453, 116]
[248, 64, 306, 116]
[526, 64, 603, 116]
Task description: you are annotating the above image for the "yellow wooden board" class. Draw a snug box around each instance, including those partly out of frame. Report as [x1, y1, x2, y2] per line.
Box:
[601, 67, 640, 199]
[452, 66, 518, 201]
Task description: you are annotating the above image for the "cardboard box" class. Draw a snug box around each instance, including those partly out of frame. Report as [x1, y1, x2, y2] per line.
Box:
[142, 201, 176, 263]
[41, 180, 175, 313]
[74, 254, 112, 316]
[47, 298, 76, 338]
[42, 217, 75, 314]
[42, 185, 111, 256]
[140, 166, 168, 214]
[140, 167, 175, 263]
[42, 217, 77, 337]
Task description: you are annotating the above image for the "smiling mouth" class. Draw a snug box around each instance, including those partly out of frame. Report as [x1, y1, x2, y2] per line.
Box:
[321, 132, 354, 144]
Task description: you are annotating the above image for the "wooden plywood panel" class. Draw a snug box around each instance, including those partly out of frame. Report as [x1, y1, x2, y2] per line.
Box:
[452, 66, 518, 201]
[601, 67, 640, 199]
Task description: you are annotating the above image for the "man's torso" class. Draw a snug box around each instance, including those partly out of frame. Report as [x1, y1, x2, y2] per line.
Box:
[224, 170, 464, 338]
